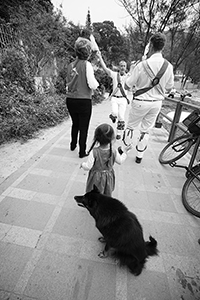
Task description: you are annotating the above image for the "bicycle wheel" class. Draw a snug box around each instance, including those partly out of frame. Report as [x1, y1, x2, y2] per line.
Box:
[159, 134, 193, 164]
[182, 168, 200, 218]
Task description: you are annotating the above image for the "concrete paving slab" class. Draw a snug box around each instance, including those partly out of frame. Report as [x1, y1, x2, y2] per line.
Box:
[16, 173, 68, 195]
[0, 98, 200, 299]
[0, 242, 33, 291]
[23, 251, 117, 300]
[127, 270, 172, 300]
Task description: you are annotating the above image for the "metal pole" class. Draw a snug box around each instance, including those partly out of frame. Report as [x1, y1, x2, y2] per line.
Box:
[168, 95, 184, 142]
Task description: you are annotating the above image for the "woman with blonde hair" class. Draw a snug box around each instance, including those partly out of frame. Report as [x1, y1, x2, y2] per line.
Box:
[66, 38, 99, 158]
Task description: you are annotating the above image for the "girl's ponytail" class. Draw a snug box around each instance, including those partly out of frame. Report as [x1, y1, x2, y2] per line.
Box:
[105, 141, 113, 167]
[87, 138, 97, 155]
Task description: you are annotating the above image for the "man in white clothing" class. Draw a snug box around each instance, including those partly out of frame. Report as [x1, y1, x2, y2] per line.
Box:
[123, 32, 174, 163]
[96, 53, 130, 140]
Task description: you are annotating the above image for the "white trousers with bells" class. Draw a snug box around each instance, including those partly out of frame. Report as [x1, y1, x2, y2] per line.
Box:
[124, 100, 162, 158]
[111, 97, 127, 135]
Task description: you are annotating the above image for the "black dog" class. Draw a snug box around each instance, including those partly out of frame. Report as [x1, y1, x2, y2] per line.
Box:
[74, 185, 158, 276]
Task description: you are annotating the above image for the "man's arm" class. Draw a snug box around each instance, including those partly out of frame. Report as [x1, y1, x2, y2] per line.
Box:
[125, 63, 140, 90]
[86, 62, 99, 90]
[165, 64, 174, 93]
[96, 51, 112, 77]
[124, 82, 131, 91]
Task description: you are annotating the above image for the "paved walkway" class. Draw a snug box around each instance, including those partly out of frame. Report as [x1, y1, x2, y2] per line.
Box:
[0, 98, 200, 300]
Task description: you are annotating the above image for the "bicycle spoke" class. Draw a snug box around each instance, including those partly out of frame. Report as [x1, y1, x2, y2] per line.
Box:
[172, 140, 189, 152]
[159, 134, 193, 165]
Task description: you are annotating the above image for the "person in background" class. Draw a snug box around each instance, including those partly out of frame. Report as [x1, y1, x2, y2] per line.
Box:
[80, 123, 131, 196]
[123, 32, 174, 164]
[96, 52, 130, 140]
[66, 38, 99, 158]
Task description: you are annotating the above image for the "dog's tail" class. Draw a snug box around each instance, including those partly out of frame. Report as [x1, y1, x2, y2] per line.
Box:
[145, 236, 158, 257]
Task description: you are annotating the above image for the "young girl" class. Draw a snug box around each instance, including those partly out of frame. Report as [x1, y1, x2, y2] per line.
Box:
[80, 123, 131, 196]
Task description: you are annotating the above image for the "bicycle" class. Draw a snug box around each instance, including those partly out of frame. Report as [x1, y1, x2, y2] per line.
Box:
[159, 109, 200, 218]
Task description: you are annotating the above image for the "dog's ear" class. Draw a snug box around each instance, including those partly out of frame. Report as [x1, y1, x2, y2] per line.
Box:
[93, 184, 100, 193]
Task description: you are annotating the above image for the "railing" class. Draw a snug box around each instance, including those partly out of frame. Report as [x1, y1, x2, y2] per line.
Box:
[159, 95, 200, 142]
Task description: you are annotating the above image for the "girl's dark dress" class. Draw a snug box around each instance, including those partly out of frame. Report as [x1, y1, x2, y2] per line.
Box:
[86, 147, 115, 196]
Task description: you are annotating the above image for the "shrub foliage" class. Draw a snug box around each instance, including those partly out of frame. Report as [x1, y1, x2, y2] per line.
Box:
[0, 82, 69, 144]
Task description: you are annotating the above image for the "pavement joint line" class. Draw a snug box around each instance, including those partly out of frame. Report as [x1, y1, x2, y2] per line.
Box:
[1, 186, 15, 196]
[1, 133, 75, 194]
[13, 248, 43, 295]
[118, 168, 125, 200]
[2, 225, 42, 248]
[0, 195, 6, 203]
[43, 153, 79, 163]
[5, 188, 36, 201]
[45, 128, 71, 150]
[29, 168, 52, 176]
[172, 187, 182, 196]
[115, 267, 128, 300]
[8, 170, 32, 188]
[0, 125, 70, 195]
[115, 168, 128, 300]
[149, 146, 173, 187]
[13, 164, 81, 295]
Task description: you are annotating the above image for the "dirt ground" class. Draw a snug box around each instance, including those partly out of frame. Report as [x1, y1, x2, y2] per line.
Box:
[0, 120, 68, 184]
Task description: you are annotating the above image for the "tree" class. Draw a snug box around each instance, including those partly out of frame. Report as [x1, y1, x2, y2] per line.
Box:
[179, 30, 200, 85]
[93, 21, 129, 66]
[85, 9, 92, 31]
[0, 0, 53, 23]
[118, 0, 200, 82]
[118, 0, 198, 44]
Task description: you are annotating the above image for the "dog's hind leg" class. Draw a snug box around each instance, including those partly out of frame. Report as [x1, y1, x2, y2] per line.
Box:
[98, 243, 110, 258]
[98, 251, 108, 258]
[104, 243, 110, 252]
[98, 236, 106, 243]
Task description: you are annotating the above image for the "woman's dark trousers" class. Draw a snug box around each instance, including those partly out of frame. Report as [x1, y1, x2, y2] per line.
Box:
[66, 98, 92, 157]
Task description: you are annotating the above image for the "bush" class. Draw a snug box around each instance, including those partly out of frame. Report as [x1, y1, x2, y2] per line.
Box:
[0, 48, 35, 93]
[94, 68, 112, 92]
[0, 81, 105, 144]
[92, 89, 105, 104]
[55, 65, 68, 94]
[0, 47, 105, 144]
[0, 85, 68, 144]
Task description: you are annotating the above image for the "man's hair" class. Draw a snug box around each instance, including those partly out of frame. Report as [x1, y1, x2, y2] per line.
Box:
[150, 32, 166, 51]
